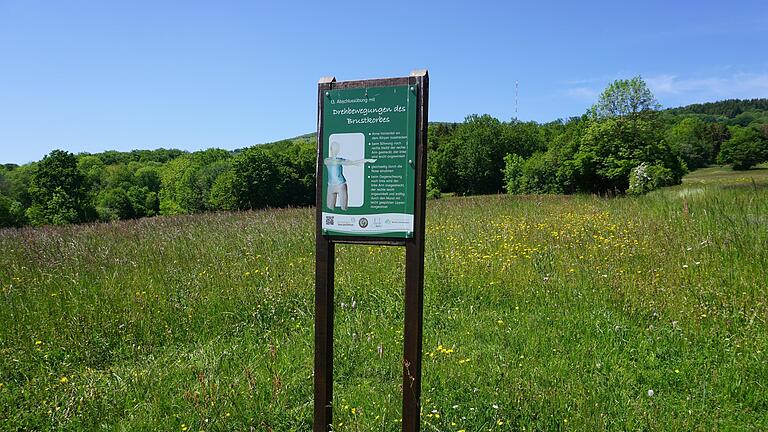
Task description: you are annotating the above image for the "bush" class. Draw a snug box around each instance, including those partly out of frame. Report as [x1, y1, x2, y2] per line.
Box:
[0, 194, 26, 228]
[627, 163, 674, 196]
[503, 154, 525, 194]
[426, 176, 441, 199]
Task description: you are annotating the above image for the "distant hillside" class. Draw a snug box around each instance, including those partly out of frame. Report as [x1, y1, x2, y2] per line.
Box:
[289, 123, 458, 143]
[285, 132, 315, 140]
[666, 98, 768, 118]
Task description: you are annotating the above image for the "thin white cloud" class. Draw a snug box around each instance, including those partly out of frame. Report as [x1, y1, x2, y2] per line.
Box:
[644, 74, 678, 94]
[565, 86, 599, 100]
[565, 72, 768, 104]
[563, 72, 630, 86]
[645, 73, 768, 98]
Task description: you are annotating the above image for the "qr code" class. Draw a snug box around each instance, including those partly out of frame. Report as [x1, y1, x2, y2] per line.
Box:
[325, 216, 334, 225]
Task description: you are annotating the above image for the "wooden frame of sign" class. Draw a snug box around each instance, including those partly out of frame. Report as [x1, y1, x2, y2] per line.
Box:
[314, 70, 428, 432]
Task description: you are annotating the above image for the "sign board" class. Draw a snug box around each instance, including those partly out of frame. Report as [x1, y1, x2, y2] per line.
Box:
[321, 85, 417, 237]
[314, 71, 429, 432]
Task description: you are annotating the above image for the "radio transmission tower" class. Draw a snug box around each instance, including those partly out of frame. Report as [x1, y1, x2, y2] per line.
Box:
[515, 80, 519, 120]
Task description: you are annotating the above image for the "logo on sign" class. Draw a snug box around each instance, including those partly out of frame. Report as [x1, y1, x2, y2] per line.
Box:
[358, 218, 369, 228]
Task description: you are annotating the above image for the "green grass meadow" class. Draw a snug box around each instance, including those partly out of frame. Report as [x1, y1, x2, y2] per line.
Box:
[1, 167, 767, 431]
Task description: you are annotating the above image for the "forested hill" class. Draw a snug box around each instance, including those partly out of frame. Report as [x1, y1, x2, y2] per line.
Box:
[666, 98, 768, 118]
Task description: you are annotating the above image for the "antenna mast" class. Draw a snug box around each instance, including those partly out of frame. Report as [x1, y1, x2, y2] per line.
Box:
[515, 80, 519, 119]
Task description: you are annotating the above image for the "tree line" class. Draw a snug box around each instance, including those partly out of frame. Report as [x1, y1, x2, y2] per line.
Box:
[0, 140, 316, 228]
[2, 78, 767, 228]
[429, 78, 767, 197]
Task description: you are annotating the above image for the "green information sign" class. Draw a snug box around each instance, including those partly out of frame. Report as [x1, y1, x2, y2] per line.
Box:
[321, 85, 417, 237]
[314, 72, 428, 432]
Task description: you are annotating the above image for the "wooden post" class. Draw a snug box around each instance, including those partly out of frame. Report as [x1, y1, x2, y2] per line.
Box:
[402, 69, 428, 432]
[314, 76, 336, 432]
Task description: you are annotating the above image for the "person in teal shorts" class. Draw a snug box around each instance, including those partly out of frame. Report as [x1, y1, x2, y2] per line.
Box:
[324, 141, 376, 210]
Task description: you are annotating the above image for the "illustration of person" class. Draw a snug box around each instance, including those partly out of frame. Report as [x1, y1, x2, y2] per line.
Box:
[325, 141, 376, 210]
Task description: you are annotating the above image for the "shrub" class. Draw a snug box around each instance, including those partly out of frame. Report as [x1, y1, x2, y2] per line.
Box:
[0, 194, 26, 228]
[503, 154, 526, 194]
[627, 163, 674, 195]
[426, 176, 441, 199]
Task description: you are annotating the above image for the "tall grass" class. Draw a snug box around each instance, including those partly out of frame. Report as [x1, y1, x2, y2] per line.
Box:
[1, 167, 766, 431]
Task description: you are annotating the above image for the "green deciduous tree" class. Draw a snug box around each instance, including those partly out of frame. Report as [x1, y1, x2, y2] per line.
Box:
[575, 114, 686, 192]
[77, 155, 106, 191]
[592, 76, 660, 119]
[426, 122, 458, 191]
[159, 149, 231, 214]
[717, 126, 768, 170]
[134, 164, 162, 192]
[429, 116, 546, 195]
[666, 117, 714, 169]
[0, 194, 26, 227]
[127, 186, 159, 218]
[703, 122, 731, 161]
[503, 151, 563, 195]
[230, 148, 305, 210]
[1, 164, 35, 210]
[503, 153, 526, 194]
[208, 170, 238, 211]
[96, 188, 133, 221]
[26, 150, 94, 225]
[503, 120, 547, 158]
[96, 185, 159, 221]
[437, 115, 510, 195]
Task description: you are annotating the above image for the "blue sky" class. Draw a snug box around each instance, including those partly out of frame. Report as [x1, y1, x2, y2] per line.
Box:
[2, 0, 767, 164]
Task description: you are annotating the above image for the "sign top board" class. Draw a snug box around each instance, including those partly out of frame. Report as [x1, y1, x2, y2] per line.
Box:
[320, 85, 418, 238]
